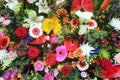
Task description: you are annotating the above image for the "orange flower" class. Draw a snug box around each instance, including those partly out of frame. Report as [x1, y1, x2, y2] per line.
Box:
[100, 0, 111, 10]
[70, 19, 78, 28]
[79, 56, 86, 62]
[11, 77, 18, 80]
[63, 17, 68, 23]
[56, 8, 67, 15]
[72, 61, 77, 68]
[68, 52, 74, 59]
[0, 36, 10, 49]
[74, 48, 82, 58]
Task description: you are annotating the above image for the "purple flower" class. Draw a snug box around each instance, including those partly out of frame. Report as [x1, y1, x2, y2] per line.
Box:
[44, 72, 54, 80]
[11, 68, 18, 78]
[3, 70, 12, 80]
[50, 34, 58, 44]
[34, 60, 44, 71]
[55, 45, 67, 62]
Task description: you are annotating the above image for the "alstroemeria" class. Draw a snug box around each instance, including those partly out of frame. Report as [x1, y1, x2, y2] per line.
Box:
[5, 0, 19, 10]
[36, 0, 50, 13]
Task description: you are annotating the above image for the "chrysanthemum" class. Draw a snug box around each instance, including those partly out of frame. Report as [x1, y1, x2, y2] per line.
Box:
[109, 18, 120, 31]
[55, 45, 67, 62]
[42, 18, 62, 35]
[80, 43, 95, 57]
[29, 23, 43, 38]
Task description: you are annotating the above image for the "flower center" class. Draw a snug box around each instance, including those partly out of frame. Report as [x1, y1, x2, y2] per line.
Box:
[32, 27, 40, 35]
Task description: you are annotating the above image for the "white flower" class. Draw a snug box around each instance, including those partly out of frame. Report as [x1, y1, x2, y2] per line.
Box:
[0, 77, 4, 80]
[0, 49, 8, 61]
[109, 18, 120, 31]
[27, 0, 37, 3]
[77, 62, 89, 71]
[76, 10, 93, 20]
[56, 0, 65, 5]
[29, 23, 43, 38]
[5, 0, 19, 10]
[86, 20, 97, 29]
[78, 25, 87, 35]
[114, 53, 120, 64]
[80, 43, 95, 57]
[81, 71, 87, 78]
[36, 0, 49, 13]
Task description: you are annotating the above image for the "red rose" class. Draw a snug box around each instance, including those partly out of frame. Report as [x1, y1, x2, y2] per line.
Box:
[64, 38, 79, 51]
[100, 58, 112, 70]
[28, 46, 40, 59]
[45, 53, 56, 66]
[16, 26, 28, 38]
[61, 65, 71, 75]
[0, 36, 10, 49]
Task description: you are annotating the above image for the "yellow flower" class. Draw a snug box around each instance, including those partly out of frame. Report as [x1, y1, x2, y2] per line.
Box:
[17, 73, 22, 78]
[42, 18, 62, 34]
[57, 64, 63, 70]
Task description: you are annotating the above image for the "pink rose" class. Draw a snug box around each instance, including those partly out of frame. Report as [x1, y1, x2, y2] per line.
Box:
[44, 72, 54, 80]
[34, 60, 44, 71]
[3, 20, 10, 26]
[0, 17, 5, 22]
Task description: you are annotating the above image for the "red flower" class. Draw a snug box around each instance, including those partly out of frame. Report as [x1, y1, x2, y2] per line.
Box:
[100, 58, 112, 70]
[28, 46, 40, 59]
[64, 38, 79, 51]
[61, 65, 71, 75]
[101, 39, 109, 45]
[16, 26, 28, 38]
[70, 19, 78, 28]
[0, 36, 10, 49]
[45, 53, 56, 67]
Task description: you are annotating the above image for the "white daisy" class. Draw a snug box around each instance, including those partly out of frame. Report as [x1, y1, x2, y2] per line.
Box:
[78, 25, 87, 35]
[56, 0, 65, 5]
[29, 23, 43, 38]
[36, 0, 50, 14]
[86, 20, 97, 29]
[5, 0, 19, 10]
[109, 18, 120, 31]
[80, 43, 95, 57]
[0, 49, 8, 62]
[76, 10, 93, 20]
[77, 62, 89, 71]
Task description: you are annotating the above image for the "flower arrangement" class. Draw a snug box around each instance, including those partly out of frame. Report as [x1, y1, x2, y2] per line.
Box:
[0, 0, 120, 80]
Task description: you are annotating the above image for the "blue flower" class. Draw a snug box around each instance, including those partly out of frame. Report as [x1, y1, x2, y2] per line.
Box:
[93, 47, 100, 54]
[24, 35, 33, 42]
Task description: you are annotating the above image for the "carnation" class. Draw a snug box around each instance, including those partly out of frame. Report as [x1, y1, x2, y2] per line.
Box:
[28, 46, 40, 59]
[61, 65, 71, 75]
[44, 72, 54, 80]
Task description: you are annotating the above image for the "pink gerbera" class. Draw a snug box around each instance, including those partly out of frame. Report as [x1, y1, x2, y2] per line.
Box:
[55, 45, 67, 62]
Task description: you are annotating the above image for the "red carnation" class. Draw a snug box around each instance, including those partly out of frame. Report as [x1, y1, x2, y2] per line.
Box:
[61, 65, 71, 75]
[16, 26, 28, 38]
[28, 46, 40, 59]
[45, 53, 56, 67]
[100, 58, 112, 70]
[64, 38, 79, 51]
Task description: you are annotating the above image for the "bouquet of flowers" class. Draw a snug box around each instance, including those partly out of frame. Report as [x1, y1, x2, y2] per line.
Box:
[0, 0, 120, 80]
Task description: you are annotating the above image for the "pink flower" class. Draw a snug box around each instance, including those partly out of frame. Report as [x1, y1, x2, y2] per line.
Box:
[0, 17, 5, 22]
[55, 45, 67, 62]
[54, 69, 59, 77]
[45, 35, 50, 41]
[34, 60, 44, 71]
[44, 67, 49, 73]
[44, 72, 54, 80]
[114, 53, 120, 64]
[8, 50, 16, 57]
[3, 20, 10, 26]
[0, 31, 5, 37]
[50, 34, 58, 44]
[81, 71, 87, 78]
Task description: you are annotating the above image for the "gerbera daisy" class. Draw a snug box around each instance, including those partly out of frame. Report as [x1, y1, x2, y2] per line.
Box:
[55, 45, 67, 62]
[29, 23, 43, 38]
